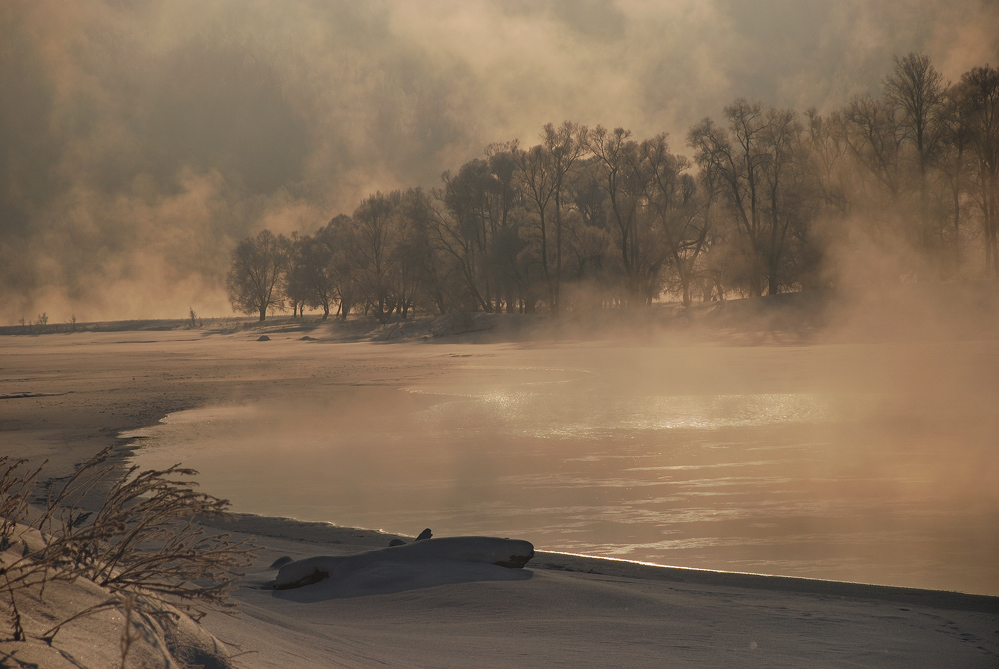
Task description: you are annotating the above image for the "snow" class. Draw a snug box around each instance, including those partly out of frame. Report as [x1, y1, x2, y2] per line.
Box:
[0, 524, 234, 669]
[270, 536, 535, 598]
[3, 329, 999, 667]
[273, 536, 533, 586]
[194, 515, 999, 669]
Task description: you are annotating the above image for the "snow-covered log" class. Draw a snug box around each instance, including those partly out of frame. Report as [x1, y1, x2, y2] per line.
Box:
[273, 536, 534, 590]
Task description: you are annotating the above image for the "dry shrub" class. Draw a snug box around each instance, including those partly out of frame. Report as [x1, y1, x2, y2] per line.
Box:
[0, 447, 256, 642]
[0, 457, 44, 550]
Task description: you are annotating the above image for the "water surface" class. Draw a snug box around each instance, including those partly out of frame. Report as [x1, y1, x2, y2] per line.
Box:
[129, 341, 999, 595]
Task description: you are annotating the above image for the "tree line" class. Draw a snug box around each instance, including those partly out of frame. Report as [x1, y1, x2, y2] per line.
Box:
[227, 54, 999, 321]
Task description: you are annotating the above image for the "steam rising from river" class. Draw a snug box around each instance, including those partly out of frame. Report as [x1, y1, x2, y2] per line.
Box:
[129, 340, 999, 595]
[3, 0, 998, 322]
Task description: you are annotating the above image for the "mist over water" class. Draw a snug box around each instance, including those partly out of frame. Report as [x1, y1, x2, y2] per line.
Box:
[129, 340, 999, 596]
[4, 3, 997, 638]
[4, 1, 998, 323]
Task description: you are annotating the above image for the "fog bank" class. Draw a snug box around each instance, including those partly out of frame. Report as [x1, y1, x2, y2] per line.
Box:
[2, 0, 997, 323]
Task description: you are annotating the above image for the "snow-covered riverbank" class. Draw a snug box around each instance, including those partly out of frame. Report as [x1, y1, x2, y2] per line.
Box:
[3, 327, 998, 666]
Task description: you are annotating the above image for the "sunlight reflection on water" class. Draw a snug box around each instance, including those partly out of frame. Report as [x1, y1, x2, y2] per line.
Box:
[414, 390, 830, 437]
[127, 345, 999, 596]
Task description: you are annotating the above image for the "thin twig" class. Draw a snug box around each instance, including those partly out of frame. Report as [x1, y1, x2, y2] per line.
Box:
[119, 594, 137, 669]
[41, 596, 122, 640]
[0, 447, 258, 643]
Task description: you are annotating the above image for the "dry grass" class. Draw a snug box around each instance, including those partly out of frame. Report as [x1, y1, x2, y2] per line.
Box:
[0, 447, 257, 643]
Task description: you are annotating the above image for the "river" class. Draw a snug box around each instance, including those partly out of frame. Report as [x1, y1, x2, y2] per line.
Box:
[128, 339, 999, 595]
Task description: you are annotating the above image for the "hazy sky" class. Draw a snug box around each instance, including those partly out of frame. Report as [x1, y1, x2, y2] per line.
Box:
[2, 0, 998, 322]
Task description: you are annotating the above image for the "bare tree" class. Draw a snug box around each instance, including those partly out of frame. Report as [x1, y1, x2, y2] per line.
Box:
[485, 141, 524, 313]
[226, 229, 287, 321]
[689, 102, 770, 296]
[642, 134, 705, 305]
[840, 94, 906, 204]
[885, 53, 945, 179]
[961, 65, 999, 275]
[283, 232, 311, 318]
[803, 108, 853, 217]
[885, 52, 946, 262]
[760, 107, 805, 294]
[939, 82, 976, 274]
[586, 126, 652, 302]
[689, 101, 808, 296]
[434, 161, 497, 312]
[352, 191, 401, 320]
[391, 188, 435, 318]
[299, 228, 334, 320]
[516, 144, 558, 310]
[543, 121, 588, 312]
[516, 122, 588, 312]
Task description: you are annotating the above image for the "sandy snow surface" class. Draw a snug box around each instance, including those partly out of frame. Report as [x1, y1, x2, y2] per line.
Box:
[0, 523, 234, 668]
[193, 513, 999, 668]
[2, 323, 998, 667]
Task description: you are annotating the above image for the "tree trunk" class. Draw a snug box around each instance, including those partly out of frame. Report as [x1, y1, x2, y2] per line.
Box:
[553, 194, 563, 314]
[953, 178, 961, 275]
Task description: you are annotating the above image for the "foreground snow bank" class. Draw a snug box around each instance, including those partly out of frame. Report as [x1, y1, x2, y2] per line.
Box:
[0, 523, 234, 669]
[202, 518, 999, 668]
[272, 536, 535, 593]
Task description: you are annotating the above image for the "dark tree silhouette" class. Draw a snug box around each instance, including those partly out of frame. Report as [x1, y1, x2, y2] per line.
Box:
[939, 83, 975, 273]
[283, 232, 310, 318]
[352, 191, 401, 320]
[221, 54, 999, 316]
[885, 53, 946, 263]
[642, 134, 704, 305]
[885, 53, 945, 180]
[961, 65, 999, 275]
[542, 121, 588, 312]
[586, 126, 651, 302]
[226, 229, 287, 321]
